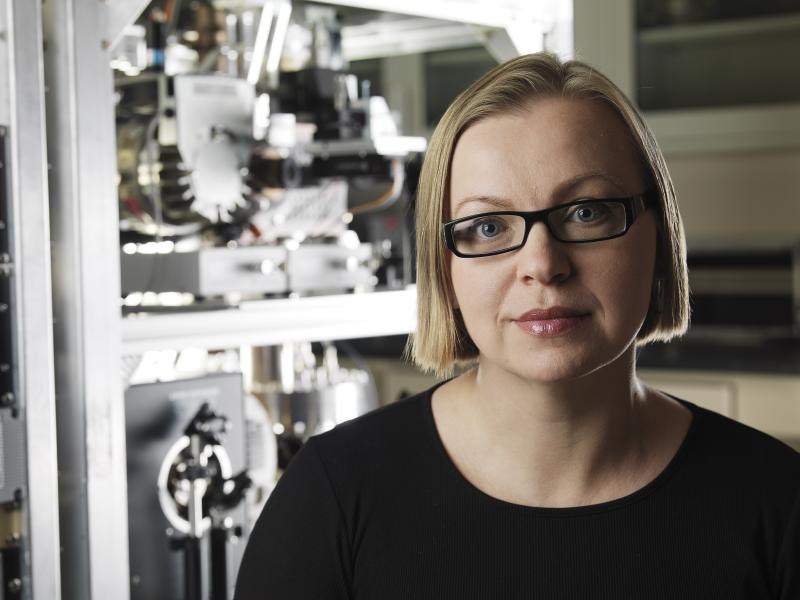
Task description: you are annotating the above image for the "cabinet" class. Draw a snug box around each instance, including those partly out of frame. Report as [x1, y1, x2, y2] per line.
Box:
[359, 360, 800, 449]
[640, 368, 800, 448]
[574, 0, 800, 154]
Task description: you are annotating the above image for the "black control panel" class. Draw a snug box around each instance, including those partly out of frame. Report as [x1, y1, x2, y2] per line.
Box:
[0, 127, 13, 406]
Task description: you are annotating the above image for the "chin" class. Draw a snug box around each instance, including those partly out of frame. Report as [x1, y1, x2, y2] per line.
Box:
[484, 346, 600, 384]
[517, 358, 599, 384]
[483, 335, 633, 384]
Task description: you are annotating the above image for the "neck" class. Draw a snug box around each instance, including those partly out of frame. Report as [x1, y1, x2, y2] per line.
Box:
[460, 345, 648, 507]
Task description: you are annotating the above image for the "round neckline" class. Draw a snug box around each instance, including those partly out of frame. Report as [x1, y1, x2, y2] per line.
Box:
[422, 381, 701, 517]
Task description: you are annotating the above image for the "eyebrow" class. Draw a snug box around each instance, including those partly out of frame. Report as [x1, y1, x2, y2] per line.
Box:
[452, 170, 626, 216]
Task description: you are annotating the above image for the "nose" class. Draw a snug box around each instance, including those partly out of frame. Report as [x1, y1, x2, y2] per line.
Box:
[515, 222, 572, 285]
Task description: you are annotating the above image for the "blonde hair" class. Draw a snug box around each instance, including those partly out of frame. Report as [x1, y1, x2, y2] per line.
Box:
[408, 52, 689, 377]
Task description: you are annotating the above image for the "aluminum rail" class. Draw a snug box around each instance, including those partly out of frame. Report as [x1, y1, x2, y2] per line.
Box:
[4, 1, 62, 598]
[122, 288, 418, 354]
[42, 1, 131, 598]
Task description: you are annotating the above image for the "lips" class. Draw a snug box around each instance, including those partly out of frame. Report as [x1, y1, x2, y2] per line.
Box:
[513, 306, 590, 337]
[516, 306, 589, 321]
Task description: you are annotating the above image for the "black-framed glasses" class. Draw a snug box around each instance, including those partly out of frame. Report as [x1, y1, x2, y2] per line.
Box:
[442, 195, 653, 258]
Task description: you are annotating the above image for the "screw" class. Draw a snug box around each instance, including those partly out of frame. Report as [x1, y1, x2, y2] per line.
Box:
[7, 578, 21, 593]
[0, 392, 14, 407]
[0, 364, 10, 373]
[0, 303, 8, 312]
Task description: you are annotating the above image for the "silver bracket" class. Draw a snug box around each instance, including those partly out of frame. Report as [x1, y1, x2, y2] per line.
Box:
[102, 0, 151, 51]
[0, 253, 12, 278]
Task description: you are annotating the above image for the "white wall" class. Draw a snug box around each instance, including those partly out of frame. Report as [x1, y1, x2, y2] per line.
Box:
[666, 149, 800, 243]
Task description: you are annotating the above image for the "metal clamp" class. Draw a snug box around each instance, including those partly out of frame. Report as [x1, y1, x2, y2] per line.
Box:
[0, 392, 15, 409]
[0, 253, 11, 278]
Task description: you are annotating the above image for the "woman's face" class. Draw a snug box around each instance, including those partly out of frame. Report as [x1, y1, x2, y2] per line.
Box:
[448, 97, 657, 383]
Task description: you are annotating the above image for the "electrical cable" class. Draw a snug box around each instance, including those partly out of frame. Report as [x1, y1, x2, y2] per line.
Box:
[348, 159, 405, 214]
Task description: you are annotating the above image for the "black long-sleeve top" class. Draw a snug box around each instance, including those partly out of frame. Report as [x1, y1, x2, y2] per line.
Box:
[235, 385, 800, 599]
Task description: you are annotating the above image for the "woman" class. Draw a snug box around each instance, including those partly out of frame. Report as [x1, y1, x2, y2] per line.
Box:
[235, 53, 799, 599]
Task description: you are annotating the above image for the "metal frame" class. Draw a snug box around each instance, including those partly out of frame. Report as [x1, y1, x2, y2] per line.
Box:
[3, 1, 62, 598]
[313, 0, 543, 28]
[102, 0, 151, 51]
[341, 17, 497, 61]
[0, 6, 8, 127]
[42, 1, 139, 598]
[122, 288, 417, 354]
[316, 0, 572, 61]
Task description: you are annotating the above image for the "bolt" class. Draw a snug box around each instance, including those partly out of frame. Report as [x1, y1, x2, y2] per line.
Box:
[0, 392, 14, 407]
[0, 253, 10, 263]
[7, 578, 21, 593]
[0, 364, 10, 373]
[0, 303, 7, 312]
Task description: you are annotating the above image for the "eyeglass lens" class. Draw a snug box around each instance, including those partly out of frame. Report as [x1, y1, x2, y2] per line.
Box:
[451, 201, 628, 255]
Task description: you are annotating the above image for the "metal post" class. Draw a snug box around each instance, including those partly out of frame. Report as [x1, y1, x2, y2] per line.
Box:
[41, 0, 146, 598]
[2, 0, 62, 598]
[0, 0, 61, 600]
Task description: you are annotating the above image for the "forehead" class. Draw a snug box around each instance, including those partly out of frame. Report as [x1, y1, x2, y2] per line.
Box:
[449, 98, 645, 214]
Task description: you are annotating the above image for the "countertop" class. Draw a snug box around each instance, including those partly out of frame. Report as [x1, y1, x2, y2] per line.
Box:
[352, 332, 800, 376]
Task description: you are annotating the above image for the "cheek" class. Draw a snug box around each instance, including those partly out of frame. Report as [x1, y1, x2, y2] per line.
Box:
[449, 259, 505, 317]
[449, 259, 472, 310]
[590, 230, 656, 324]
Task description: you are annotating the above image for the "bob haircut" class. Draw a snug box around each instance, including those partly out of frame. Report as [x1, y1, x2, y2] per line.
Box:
[409, 52, 689, 377]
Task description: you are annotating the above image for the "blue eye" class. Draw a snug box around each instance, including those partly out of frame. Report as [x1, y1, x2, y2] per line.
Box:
[571, 203, 610, 223]
[468, 217, 509, 240]
[451, 214, 517, 249]
[479, 222, 500, 237]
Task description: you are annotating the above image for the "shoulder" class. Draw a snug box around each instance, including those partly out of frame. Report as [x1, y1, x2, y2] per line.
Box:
[305, 385, 438, 481]
[313, 385, 433, 446]
[679, 399, 800, 499]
